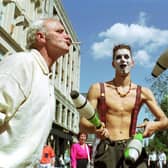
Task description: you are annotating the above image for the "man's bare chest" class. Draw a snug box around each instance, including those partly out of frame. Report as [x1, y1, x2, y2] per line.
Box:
[105, 89, 138, 113]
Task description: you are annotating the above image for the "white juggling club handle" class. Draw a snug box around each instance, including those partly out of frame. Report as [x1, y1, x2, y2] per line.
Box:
[70, 90, 102, 129]
[152, 49, 168, 77]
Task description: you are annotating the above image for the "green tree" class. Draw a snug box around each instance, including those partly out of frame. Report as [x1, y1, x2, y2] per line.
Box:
[160, 94, 168, 115]
[146, 74, 168, 104]
[146, 72, 168, 153]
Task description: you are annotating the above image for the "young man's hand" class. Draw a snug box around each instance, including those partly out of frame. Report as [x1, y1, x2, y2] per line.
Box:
[95, 122, 110, 139]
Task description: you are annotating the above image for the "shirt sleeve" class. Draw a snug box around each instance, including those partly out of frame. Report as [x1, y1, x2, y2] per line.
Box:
[0, 74, 26, 125]
[0, 53, 33, 126]
[70, 144, 77, 168]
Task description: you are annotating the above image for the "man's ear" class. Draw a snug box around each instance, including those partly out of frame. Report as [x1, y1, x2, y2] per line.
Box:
[131, 59, 135, 67]
[36, 32, 46, 43]
[112, 61, 115, 68]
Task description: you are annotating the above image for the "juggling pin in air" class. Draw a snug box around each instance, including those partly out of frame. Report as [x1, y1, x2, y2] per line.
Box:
[70, 90, 102, 129]
[152, 49, 168, 77]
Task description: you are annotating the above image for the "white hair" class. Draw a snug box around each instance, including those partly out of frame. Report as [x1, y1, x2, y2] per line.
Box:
[26, 19, 47, 49]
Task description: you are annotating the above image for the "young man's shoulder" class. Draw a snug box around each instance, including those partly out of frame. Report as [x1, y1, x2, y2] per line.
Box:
[90, 81, 110, 89]
[131, 83, 152, 92]
[89, 82, 101, 91]
[136, 85, 155, 101]
[140, 86, 153, 95]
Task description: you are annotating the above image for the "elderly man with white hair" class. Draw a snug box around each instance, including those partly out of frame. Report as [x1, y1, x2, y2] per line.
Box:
[0, 18, 71, 168]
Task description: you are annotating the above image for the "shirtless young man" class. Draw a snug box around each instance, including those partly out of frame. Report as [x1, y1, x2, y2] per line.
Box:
[80, 44, 168, 168]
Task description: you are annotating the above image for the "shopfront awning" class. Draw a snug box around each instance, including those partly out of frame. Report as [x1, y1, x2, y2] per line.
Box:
[51, 128, 73, 141]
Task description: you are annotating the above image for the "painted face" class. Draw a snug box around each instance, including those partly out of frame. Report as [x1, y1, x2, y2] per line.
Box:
[113, 48, 133, 74]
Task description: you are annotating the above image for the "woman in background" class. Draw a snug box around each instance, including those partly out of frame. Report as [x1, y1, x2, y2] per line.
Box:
[70, 132, 91, 168]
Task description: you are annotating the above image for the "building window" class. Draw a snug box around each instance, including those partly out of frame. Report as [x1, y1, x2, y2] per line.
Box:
[53, 7, 58, 15]
[71, 113, 74, 129]
[55, 100, 60, 122]
[0, 49, 6, 61]
[61, 69, 64, 82]
[67, 110, 70, 128]
[62, 105, 65, 124]
[73, 46, 76, 52]
[0, 54, 3, 61]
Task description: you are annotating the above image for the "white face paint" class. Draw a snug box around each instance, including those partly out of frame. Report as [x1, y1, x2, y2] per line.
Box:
[113, 48, 133, 74]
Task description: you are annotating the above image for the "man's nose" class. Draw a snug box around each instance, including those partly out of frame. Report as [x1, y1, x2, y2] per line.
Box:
[121, 56, 126, 61]
[65, 33, 71, 41]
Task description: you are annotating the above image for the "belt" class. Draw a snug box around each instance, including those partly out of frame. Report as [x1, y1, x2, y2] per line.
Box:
[104, 138, 130, 146]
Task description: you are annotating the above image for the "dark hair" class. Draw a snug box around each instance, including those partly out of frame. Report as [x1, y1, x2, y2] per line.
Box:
[77, 132, 88, 140]
[112, 44, 132, 60]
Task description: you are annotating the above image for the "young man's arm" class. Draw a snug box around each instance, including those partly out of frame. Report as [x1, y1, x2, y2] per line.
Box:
[79, 83, 109, 138]
[138, 87, 168, 137]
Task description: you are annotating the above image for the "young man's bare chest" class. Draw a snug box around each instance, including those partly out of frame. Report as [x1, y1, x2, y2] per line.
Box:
[105, 84, 139, 115]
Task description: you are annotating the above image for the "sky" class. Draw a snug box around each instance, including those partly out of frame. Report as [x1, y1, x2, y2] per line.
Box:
[61, 0, 168, 121]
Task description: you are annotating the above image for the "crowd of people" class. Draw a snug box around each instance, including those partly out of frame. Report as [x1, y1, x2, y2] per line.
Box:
[38, 133, 167, 168]
[148, 150, 167, 168]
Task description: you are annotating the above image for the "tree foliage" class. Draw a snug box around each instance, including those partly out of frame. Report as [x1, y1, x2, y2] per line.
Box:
[146, 73, 168, 104]
[146, 72, 168, 153]
[160, 95, 168, 115]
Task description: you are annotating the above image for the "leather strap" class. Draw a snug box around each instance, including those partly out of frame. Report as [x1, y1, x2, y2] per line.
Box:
[98, 83, 108, 123]
[129, 85, 142, 136]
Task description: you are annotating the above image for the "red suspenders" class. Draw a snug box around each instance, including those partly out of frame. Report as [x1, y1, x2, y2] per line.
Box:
[98, 83, 107, 123]
[129, 85, 142, 136]
[98, 83, 141, 137]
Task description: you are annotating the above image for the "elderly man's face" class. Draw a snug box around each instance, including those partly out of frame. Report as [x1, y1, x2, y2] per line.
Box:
[44, 19, 71, 59]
